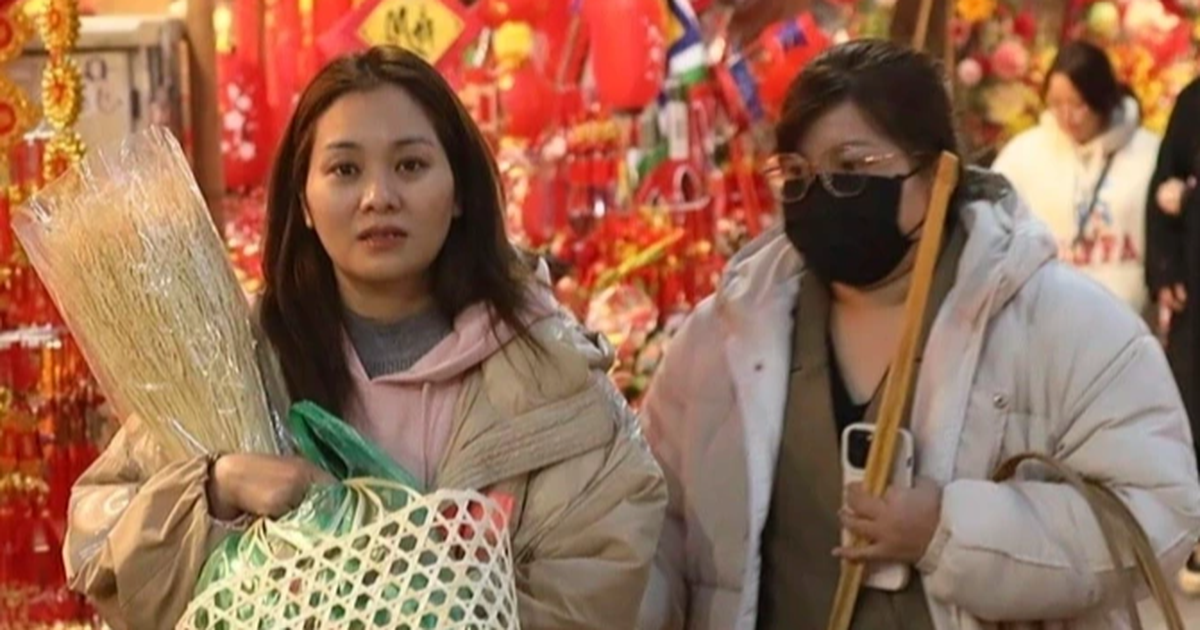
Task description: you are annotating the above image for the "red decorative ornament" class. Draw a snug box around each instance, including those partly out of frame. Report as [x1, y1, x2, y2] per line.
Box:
[753, 12, 830, 118]
[477, 0, 548, 28]
[499, 60, 555, 140]
[1012, 10, 1037, 42]
[218, 52, 272, 189]
[318, 0, 481, 73]
[0, 101, 15, 135]
[265, 0, 304, 142]
[539, 0, 588, 84]
[0, 5, 31, 64]
[312, 0, 352, 65]
[43, 130, 84, 182]
[0, 188, 10, 261]
[584, 0, 666, 111]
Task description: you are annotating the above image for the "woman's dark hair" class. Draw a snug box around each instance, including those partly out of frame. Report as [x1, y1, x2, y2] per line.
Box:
[775, 39, 959, 162]
[1045, 40, 1127, 121]
[259, 46, 532, 414]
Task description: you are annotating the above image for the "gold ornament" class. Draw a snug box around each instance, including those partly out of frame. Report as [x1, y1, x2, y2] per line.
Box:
[42, 56, 81, 129]
[44, 129, 85, 181]
[0, 77, 39, 157]
[38, 0, 80, 54]
[0, 5, 33, 65]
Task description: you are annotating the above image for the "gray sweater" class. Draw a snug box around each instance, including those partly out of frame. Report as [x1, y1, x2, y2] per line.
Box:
[344, 307, 453, 378]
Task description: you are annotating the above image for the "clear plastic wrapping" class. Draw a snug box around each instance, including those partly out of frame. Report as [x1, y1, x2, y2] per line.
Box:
[13, 127, 281, 460]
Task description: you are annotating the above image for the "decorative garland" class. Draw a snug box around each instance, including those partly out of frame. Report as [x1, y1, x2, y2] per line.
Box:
[0, 4, 36, 172]
[37, 0, 83, 181]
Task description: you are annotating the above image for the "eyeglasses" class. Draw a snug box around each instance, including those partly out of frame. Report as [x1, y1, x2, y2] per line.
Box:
[762, 152, 913, 203]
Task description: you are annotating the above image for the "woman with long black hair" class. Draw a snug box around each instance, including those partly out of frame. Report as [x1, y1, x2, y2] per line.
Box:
[63, 46, 666, 630]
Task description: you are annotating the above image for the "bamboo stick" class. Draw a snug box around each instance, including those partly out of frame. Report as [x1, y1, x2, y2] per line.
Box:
[825, 152, 960, 630]
[912, 0, 936, 51]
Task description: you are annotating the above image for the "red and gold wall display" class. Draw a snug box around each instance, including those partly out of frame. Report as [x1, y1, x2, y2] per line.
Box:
[0, 0, 98, 626]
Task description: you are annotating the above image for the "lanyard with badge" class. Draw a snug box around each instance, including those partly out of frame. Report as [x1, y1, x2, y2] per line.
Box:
[1073, 153, 1116, 247]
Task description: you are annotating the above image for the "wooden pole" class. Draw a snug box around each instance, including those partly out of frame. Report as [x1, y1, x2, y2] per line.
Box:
[185, 0, 226, 226]
[912, 0, 935, 50]
[824, 153, 961, 630]
[889, 0, 949, 56]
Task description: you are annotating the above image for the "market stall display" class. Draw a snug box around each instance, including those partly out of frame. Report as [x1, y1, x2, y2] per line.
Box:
[0, 0, 96, 626]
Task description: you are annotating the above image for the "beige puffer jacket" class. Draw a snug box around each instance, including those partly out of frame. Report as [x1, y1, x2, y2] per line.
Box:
[64, 313, 667, 630]
[638, 171, 1200, 629]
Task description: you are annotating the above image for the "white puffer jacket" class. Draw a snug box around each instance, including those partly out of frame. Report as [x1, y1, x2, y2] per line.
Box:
[638, 171, 1200, 629]
[993, 97, 1159, 313]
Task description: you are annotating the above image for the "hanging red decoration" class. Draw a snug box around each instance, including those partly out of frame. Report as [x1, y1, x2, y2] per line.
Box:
[318, 0, 481, 72]
[265, 0, 304, 141]
[538, 0, 587, 85]
[218, 53, 273, 190]
[499, 61, 556, 141]
[477, 0, 549, 28]
[753, 12, 830, 117]
[584, 0, 666, 111]
[312, 0, 352, 65]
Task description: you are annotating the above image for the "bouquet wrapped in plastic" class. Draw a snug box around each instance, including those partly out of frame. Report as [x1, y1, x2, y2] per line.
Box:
[12, 127, 283, 459]
[183, 403, 520, 630]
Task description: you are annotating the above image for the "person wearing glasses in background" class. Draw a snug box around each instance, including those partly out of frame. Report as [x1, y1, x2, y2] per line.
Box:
[992, 40, 1160, 316]
[637, 39, 1200, 630]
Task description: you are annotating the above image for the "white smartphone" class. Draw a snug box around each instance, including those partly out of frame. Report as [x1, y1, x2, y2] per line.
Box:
[840, 422, 916, 592]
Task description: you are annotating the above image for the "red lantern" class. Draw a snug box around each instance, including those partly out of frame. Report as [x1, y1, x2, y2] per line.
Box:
[584, 0, 666, 111]
[499, 61, 556, 140]
[478, 0, 549, 27]
[539, 0, 588, 84]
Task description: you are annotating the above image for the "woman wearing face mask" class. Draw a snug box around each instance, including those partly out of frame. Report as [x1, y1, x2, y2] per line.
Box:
[992, 40, 1160, 315]
[637, 39, 1200, 630]
[63, 46, 666, 630]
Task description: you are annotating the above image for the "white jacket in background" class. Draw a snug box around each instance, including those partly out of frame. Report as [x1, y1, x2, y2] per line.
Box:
[637, 170, 1200, 630]
[993, 96, 1160, 312]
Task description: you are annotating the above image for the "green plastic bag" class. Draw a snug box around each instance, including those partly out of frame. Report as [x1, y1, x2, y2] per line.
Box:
[192, 402, 427, 628]
[287, 401, 423, 489]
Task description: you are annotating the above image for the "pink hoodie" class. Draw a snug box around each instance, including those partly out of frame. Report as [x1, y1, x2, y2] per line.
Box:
[341, 296, 555, 489]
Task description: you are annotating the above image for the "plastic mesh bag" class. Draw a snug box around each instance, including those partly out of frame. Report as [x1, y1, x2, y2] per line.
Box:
[184, 403, 520, 630]
[12, 127, 282, 459]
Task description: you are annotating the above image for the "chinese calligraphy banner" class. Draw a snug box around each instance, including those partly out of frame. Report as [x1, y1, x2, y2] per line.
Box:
[318, 0, 481, 71]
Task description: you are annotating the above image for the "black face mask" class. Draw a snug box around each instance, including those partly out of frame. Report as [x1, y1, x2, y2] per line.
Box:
[784, 172, 921, 287]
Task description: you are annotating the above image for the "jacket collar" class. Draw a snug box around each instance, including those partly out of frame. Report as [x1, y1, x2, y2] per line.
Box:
[712, 170, 1057, 482]
[1039, 95, 1142, 161]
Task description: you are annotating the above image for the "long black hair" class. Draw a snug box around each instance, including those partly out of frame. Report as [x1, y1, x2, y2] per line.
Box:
[258, 46, 532, 414]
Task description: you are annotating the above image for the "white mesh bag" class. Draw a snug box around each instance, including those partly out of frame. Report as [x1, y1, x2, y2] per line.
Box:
[181, 480, 519, 630]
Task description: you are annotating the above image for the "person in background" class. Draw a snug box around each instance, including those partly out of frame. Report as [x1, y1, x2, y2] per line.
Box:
[63, 46, 666, 630]
[1147, 74, 1200, 595]
[638, 39, 1200, 630]
[992, 41, 1159, 315]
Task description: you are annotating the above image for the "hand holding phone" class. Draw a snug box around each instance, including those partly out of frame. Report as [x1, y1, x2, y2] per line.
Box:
[840, 422, 916, 592]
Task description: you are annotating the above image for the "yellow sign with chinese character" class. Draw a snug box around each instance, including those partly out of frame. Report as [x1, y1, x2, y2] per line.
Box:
[358, 0, 465, 65]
